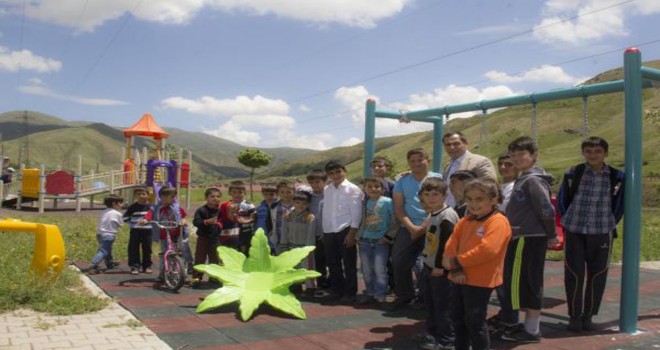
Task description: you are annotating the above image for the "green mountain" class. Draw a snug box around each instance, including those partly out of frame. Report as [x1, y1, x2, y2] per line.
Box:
[2, 61, 659, 186]
[262, 60, 660, 183]
[0, 111, 319, 180]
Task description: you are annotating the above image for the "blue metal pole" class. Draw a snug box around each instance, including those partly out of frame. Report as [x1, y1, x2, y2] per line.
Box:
[620, 47, 643, 334]
[432, 119, 444, 173]
[641, 66, 660, 81]
[364, 99, 377, 178]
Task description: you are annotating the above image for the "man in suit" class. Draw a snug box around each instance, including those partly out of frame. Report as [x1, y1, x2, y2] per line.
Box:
[442, 131, 497, 207]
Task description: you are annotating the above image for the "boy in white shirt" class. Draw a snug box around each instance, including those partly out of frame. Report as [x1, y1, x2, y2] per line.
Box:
[322, 160, 364, 304]
[89, 194, 124, 275]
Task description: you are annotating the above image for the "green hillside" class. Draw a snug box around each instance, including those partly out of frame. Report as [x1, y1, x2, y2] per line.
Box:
[263, 60, 660, 184]
[0, 112, 319, 180]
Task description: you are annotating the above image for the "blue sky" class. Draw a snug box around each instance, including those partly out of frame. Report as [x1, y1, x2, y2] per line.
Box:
[1, 0, 658, 150]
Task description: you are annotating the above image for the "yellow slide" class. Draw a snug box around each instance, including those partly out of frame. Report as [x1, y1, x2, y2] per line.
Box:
[0, 218, 66, 276]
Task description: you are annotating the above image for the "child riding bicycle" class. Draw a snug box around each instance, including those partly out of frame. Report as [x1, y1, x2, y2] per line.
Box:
[142, 186, 192, 283]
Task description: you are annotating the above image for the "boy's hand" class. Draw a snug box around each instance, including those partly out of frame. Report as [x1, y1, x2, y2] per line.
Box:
[431, 268, 444, 277]
[547, 238, 560, 248]
[451, 271, 466, 284]
[205, 217, 217, 225]
[344, 230, 357, 248]
[442, 256, 452, 270]
[378, 237, 389, 245]
[137, 219, 148, 225]
[179, 219, 187, 226]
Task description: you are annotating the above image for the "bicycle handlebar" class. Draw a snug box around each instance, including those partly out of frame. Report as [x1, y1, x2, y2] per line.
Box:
[146, 221, 183, 230]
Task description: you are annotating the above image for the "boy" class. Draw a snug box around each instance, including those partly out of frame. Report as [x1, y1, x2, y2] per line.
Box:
[143, 186, 189, 282]
[220, 180, 256, 253]
[449, 170, 477, 218]
[501, 136, 557, 343]
[280, 190, 317, 291]
[487, 154, 520, 333]
[307, 169, 329, 288]
[558, 136, 625, 332]
[370, 156, 396, 198]
[254, 184, 277, 235]
[191, 187, 223, 288]
[322, 160, 364, 304]
[270, 180, 296, 253]
[357, 176, 397, 306]
[89, 194, 124, 275]
[124, 187, 153, 275]
[417, 177, 459, 350]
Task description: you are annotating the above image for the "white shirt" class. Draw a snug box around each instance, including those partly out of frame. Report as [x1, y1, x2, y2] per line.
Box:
[322, 179, 364, 233]
[444, 152, 467, 208]
[499, 181, 515, 212]
[96, 208, 124, 238]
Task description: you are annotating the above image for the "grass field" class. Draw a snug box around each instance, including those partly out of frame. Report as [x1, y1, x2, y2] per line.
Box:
[1, 206, 659, 315]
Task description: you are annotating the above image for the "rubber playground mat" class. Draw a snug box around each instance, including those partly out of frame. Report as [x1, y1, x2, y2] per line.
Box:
[76, 260, 660, 350]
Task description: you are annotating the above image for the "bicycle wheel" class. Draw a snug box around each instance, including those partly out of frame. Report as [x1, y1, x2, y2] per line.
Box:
[164, 253, 186, 291]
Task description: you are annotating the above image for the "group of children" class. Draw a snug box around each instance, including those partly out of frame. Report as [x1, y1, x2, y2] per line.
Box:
[88, 134, 624, 350]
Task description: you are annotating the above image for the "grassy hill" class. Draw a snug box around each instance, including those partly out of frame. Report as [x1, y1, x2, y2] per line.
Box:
[263, 60, 660, 185]
[0, 111, 319, 180]
[2, 61, 659, 186]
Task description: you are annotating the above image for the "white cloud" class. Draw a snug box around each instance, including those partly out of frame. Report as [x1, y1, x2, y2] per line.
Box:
[204, 120, 261, 145]
[0, 46, 62, 73]
[341, 137, 362, 147]
[532, 0, 660, 46]
[484, 65, 586, 85]
[229, 114, 295, 129]
[18, 80, 127, 106]
[269, 128, 334, 150]
[299, 104, 311, 112]
[161, 95, 289, 117]
[456, 24, 523, 36]
[13, 0, 410, 32]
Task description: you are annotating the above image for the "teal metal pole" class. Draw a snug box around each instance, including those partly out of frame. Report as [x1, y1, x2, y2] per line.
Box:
[432, 119, 444, 173]
[641, 66, 660, 81]
[364, 99, 377, 178]
[620, 47, 643, 334]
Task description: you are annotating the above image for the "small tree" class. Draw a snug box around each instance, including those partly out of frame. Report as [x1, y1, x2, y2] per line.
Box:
[237, 148, 272, 201]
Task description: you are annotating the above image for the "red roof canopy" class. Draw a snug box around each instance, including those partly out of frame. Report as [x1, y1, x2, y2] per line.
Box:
[123, 113, 169, 139]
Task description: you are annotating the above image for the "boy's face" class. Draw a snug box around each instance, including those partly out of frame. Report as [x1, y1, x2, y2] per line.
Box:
[498, 159, 517, 181]
[229, 188, 245, 201]
[278, 187, 295, 202]
[582, 146, 608, 168]
[465, 188, 497, 217]
[420, 189, 445, 211]
[308, 179, 326, 193]
[262, 191, 277, 203]
[407, 153, 429, 174]
[327, 167, 347, 185]
[135, 191, 148, 204]
[112, 201, 124, 210]
[510, 150, 537, 171]
[364, 181, 383, 199]
[160, 194, 175, 205]
[370, 161, 389, 178]
[450, 179, 467, 202]
[293, 199, 309, 211]
[206, 191, 221, 207]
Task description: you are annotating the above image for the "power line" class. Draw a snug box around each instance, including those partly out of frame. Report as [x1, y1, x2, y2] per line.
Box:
[288, 0, 636, 104]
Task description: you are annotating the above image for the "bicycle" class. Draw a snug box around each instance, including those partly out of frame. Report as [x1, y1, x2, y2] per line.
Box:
[150, 221, 187, 291]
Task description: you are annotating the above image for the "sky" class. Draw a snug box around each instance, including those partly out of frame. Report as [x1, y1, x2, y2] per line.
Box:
[0, 0, 659, 150]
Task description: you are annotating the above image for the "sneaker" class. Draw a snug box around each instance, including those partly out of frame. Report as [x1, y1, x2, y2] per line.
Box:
[567, 317, 582, 332]
[340, 295, 356, 305]
[501, 324, 541, 343]
[487, 315, 517, 334]
[411, 332, 433, 343]
[384, 297, 413, 312]
[356, 295, 377, 306]
[130, 268, 139, 275]
[87, 266, 101, 275]
[144, 267, 153, 274]
[419, 338, 454, 350]
[106, 261, 121, 269]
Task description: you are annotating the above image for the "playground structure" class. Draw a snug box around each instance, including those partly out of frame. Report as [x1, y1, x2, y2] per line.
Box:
[1, 113, 192, 212]
[363, 48, 658, 334]
[0, 218, 65, 276]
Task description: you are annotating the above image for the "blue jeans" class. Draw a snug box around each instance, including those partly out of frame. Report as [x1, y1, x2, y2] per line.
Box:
[91, 235, 116, 267]
[359, 238, 390, 300]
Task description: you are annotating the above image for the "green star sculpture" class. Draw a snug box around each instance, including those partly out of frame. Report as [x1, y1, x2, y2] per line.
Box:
[194, 229, 321, 321]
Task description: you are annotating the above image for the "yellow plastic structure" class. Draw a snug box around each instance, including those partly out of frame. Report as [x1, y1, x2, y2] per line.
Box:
[0, 218, 66, 276]
[21, 168, 41, 198]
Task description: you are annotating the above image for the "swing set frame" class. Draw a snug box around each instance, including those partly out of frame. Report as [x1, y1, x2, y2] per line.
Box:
[363, 48, 660, 333]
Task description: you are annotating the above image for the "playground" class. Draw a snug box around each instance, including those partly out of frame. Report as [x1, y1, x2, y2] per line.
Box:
[1, 113, 192, 213]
